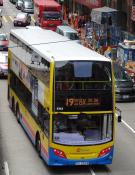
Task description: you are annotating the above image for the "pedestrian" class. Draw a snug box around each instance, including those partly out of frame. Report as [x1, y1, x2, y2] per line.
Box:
[68, 12, 72, 25]
[104, 46, 112, 59]
[74, 14, 78, 29]
[78, 17, 82, 28]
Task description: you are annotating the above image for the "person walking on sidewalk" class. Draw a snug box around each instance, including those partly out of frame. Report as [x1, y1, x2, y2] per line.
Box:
[68, 12, 72, 25]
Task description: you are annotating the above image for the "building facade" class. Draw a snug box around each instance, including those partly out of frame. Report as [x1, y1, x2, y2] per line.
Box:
[59, 0, 135, 35]
[62, 0, 103, 16]
[110, 0, 135, 34]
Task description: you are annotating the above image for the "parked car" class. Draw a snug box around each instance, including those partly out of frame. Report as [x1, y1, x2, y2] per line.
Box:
[13, 13, 31, 26]
[0, 52, 8, 77]
[56, 25, 81, 44]
[113, 62, 135, 102]
[21, 0, 34, 14]
[0, 0, 3, 6]
[0, 34, 8, 51]
[16, 0, 23, 9]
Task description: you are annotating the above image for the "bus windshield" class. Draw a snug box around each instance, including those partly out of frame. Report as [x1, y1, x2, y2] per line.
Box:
[66, 32, 79, 40]
[53, 114, 113, 145]
[43, 11, 61, 20]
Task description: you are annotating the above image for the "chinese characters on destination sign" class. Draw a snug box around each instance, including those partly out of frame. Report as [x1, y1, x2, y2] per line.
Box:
[65, 98, 100, 107]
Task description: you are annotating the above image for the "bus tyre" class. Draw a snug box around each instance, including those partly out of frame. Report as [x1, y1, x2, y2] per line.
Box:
[16, 107, 20, 123]
[11, 97, 15, 113]
[36, 136, 41, 157]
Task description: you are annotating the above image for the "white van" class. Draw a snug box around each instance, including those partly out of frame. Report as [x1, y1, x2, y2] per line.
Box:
[56, 25, 81, 44]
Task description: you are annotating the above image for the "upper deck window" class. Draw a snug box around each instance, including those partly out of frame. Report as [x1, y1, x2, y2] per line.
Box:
[55, 61, 112, 91]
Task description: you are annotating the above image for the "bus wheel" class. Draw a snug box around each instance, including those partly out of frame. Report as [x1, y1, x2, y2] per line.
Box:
[11, 97, 15, 113]
[35, 134, 41, 156]
[16, 106, 20, 123]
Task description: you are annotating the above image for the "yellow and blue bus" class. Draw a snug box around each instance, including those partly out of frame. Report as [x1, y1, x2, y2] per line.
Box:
[8, 26, 115, 166]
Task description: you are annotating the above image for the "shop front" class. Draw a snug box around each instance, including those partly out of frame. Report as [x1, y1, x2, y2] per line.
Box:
[63, 0, 103, 16]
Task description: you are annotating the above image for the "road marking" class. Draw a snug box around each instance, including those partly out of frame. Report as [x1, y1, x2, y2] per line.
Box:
[116, 112, 135, 133]
[122, 119, 135, 133]
[90, 167, 96, 175]
[9, 16, 14, 22]
[2, 16, 8, 23]
[4, 161, 10, 175]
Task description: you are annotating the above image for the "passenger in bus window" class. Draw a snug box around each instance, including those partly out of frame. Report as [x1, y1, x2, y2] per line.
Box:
[62, 71, 74, 90]
[56, 71, 74, 90]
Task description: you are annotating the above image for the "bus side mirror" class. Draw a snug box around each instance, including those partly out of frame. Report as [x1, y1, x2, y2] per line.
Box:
[116, 107, 122, 123]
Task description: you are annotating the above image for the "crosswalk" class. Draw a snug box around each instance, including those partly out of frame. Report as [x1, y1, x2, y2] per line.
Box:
[2, 15, 35, 23]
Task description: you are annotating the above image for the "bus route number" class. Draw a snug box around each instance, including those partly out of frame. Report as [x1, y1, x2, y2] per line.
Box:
[65, 98, 100, 107]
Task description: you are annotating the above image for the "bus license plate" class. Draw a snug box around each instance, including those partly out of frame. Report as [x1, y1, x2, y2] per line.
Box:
[75, 162, 89, 165]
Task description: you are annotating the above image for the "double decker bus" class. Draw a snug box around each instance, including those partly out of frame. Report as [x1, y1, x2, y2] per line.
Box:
[8, 26, 115, 166]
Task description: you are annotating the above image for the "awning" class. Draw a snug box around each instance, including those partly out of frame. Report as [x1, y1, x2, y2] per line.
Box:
[74, 0, 102, 9]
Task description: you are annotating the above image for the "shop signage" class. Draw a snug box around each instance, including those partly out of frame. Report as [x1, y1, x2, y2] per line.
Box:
[131, 5, 135, 21]
[74, 0, 102, 8]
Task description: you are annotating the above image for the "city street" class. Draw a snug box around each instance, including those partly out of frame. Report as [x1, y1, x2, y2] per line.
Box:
[1, 81, 135, 175]
[1, 0, 135, 175]
[0, 0, 35, 34]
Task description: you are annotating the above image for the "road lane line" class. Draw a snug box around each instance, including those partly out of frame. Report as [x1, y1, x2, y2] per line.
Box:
[4, 161, 10, 175]
[2, 16, 8, 23]
[9, 16, 14, 22]
[90, 167, 96, 175]
[116, 112, 135, 133]
[122, 119, 135, 133]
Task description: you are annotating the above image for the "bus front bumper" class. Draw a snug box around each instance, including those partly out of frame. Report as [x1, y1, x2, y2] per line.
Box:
[46, 147, 114, 166]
